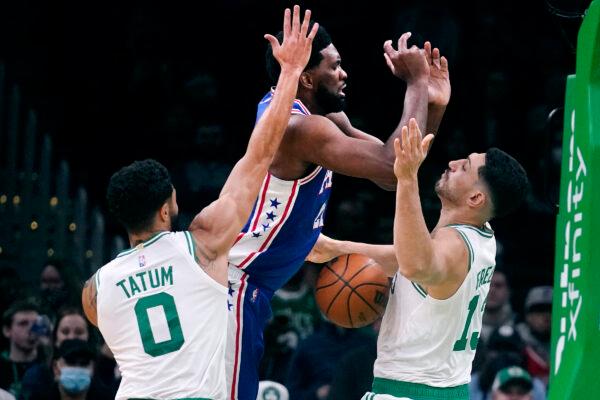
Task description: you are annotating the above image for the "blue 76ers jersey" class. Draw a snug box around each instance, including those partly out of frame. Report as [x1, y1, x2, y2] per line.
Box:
[228, 90, 333, 296]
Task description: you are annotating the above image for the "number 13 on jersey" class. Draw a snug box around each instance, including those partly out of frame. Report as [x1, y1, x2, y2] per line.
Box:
[453, 294, 480, 351]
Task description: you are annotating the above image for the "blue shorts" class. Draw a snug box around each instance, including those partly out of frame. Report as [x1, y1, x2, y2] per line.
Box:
[225, 266, 273, 400]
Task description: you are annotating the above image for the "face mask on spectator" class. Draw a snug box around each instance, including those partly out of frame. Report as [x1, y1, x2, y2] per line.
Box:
[59, 366, 91, 395]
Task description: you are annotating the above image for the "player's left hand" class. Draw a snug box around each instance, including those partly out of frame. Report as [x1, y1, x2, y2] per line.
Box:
[264, 5, 319, 75]
[393, 118, 434, 181]
[424, 41, 450, 107]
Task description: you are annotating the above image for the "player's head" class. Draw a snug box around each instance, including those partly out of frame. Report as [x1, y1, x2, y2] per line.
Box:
[106, 159, 178, 234]
[435, 148, 528, 220]
[266, 22, 347, 114]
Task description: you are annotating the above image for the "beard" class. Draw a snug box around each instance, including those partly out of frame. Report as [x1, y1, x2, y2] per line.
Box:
[169, 211, 182, 232]
[315, 84, 346, 114]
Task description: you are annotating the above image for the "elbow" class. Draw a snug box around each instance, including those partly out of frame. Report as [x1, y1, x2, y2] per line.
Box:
[372, 159, 397, 191]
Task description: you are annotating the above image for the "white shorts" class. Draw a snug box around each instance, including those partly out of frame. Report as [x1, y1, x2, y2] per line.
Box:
[361, 392, 413, 400]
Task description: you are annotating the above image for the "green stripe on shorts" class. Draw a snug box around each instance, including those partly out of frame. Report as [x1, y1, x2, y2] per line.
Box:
[372, 377, 468, 400]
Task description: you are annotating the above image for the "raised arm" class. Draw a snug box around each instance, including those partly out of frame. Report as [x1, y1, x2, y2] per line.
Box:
[189, 6, 317, 258]
[284, 33, 430, 190]
[392, 119, 467, 295]
[424, 41, 450, 136]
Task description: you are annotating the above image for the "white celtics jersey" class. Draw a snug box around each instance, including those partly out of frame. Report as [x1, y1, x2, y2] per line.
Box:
[374, 223, 496, 387]
[96, 231, 228, 400]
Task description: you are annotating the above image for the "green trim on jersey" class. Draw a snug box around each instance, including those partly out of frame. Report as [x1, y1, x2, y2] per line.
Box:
[117, 232, 170, 258]
[453, 229, 474, 271]
[184, 231, 194, 258]
[412, 282, 427, 298]
[446, 223, 494, 238]
[372, 377, 468, 400]
[94, 270, 100, 289]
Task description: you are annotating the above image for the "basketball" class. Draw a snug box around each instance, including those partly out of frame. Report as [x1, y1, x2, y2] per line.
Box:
[315, 253, 390, 328]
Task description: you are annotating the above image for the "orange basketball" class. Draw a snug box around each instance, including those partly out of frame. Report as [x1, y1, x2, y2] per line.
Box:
[315, 253, 390, 328]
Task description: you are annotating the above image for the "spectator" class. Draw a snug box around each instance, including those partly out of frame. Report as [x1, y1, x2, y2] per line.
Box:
[481, 270, 515, 343]
[34, 339, 112, 400]
[22, 308, 92, 398]
[516, 286, 552, 384]
[53, 308, 89, 347]
[261, 268, 322, 383]
[327, 319, 380, 400]
[0, 389, 14, 400]
[491, 366, 533, 400]
[286, 321, 372, 400]
[257, 381, 289, 400]
[39, 260, 81, 322]
[0, 301, 40, 397]
[470, 325, 545, 400]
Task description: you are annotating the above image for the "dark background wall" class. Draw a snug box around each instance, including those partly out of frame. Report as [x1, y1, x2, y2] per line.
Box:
[0, 0, 588, 312]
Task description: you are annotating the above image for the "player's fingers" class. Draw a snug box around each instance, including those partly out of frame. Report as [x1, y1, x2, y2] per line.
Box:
[422, 134, 435, 156]
[383, 39, 395, 55]
[398, 32, 411, 50]
[401, 125, 409, 153]
[409, 118, 420, 155]
[394, 137, 402, 158]
[283, 8, 291, 38]
[424, 41, 432, 64]
[300, 9, 311, 38]
[432, 48, 441, 69]
[441, 56, 449, 72]
[291, 5, 301, 36]
[264, 34, 280, 51]
[383, 53, 395, 73]
[307, 22, 319, 42]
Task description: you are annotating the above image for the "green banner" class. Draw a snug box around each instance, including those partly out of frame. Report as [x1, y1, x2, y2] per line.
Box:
[549, 1, 600, 399]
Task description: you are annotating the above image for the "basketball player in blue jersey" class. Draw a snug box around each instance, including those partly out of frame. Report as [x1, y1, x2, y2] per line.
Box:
[226, 15, 452, 400]
[81, 7, 318, 399]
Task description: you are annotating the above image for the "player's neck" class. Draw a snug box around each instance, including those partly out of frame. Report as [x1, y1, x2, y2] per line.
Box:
[128, 228, 169, 248]
[296, 90, 323, 115]
[436, 207, 486, 230]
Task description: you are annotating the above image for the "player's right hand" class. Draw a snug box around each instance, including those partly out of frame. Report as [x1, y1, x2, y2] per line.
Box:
[306, 234, 346, 264]
[383, 32, 430, 84]
[265, 5, 319, 75]
[393, 118, 434, 182]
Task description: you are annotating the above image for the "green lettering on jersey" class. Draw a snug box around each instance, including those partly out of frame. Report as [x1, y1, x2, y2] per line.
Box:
[116, 279, 131, 298]
[136, 271, 148, 291]
[129, 276, 141, 296]
[161, 265, 173, 286]
[148, 269, 160, 288]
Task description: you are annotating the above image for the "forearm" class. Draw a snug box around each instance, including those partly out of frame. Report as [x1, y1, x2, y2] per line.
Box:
[393, 179, 434, 280]
[326, 112, 384, 144]
[386, 80, 429, 150]
[339, 241, 398, 276]
[426, 104, 446, 136]
[246, 68, 301, 162]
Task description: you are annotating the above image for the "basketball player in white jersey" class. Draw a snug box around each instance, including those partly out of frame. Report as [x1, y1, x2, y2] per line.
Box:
[308, 119, 528, 400]
[80, 6, 318, 399]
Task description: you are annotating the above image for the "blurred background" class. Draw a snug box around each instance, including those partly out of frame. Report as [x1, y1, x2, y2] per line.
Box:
[0, 0, 591, 399]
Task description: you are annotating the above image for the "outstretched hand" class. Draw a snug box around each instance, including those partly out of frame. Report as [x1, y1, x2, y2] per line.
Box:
[424, 41, 450, 107]
[393, 118, 434, 181]
[265, 5, 319, 74]
[383, 32, 429, 84]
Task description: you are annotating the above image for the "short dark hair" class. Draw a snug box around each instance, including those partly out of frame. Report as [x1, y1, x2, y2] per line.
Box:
[2, 300, 39, 328]
[266, 22, 332, 84]
[479, 148, 529, 218]
[106, 159, 173, 233]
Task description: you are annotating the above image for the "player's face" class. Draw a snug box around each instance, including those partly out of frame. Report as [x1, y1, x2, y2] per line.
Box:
[312, 44, 347, 113]
[435, 153, 486, 204]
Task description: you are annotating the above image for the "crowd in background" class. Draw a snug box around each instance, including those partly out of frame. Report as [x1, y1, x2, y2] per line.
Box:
[0, 0, 588, 399]
[0, 259, 552, 399]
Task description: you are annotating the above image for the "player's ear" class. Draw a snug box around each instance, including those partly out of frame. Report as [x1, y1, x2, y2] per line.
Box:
[299, 71, 314, 90]
[159, 202, 170, 223]
[467, 190, 486, 210]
